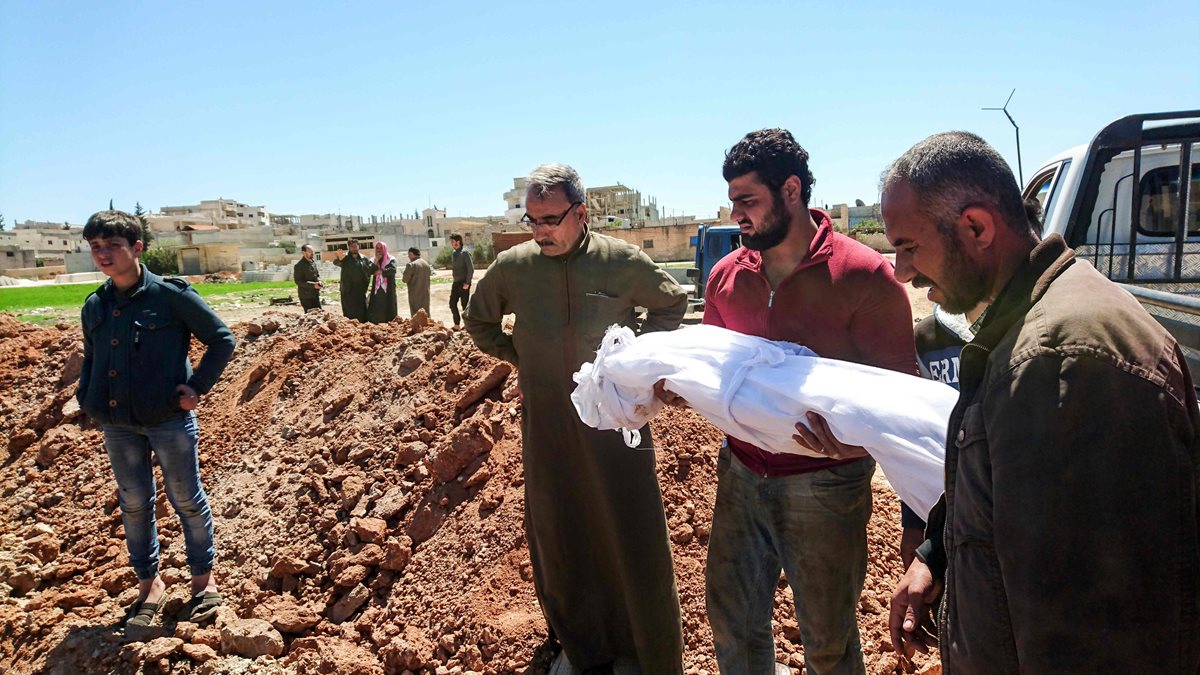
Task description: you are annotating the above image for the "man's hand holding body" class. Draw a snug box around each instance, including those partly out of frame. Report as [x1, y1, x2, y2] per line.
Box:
[792, 411, 870, 460]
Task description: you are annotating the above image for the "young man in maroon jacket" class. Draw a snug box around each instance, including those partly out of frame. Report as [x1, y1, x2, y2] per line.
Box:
[683, 129, 918, 674]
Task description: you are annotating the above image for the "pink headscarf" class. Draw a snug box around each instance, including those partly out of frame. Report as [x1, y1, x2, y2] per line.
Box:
[373, 242, 396, 293]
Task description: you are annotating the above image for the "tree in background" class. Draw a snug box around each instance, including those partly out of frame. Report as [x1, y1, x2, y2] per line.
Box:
[434, 244, 453, 269]
[471, 240, 495, 267]
[0, 212, 6, 231]
[133, 202, 154, 247]
[141, 246, 179, 276]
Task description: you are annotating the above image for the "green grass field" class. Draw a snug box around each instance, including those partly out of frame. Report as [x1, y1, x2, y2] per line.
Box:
[0, 281, 296, 313]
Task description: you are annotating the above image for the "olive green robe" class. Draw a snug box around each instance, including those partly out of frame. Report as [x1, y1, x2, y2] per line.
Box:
[465, 231, 687, 673]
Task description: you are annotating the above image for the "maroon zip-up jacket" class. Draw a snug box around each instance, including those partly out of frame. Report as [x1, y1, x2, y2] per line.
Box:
[703, 210, 919, 476]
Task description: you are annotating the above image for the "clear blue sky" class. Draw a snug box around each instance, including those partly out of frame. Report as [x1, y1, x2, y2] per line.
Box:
[2, 1, 1197, 225]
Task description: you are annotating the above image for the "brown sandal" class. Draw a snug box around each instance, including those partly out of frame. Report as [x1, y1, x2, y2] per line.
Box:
[179, 591, 223, 624]
[124, 600, 162, 628]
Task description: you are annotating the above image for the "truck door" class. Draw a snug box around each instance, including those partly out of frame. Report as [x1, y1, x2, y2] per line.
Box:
[1024, 160, 1071, 235]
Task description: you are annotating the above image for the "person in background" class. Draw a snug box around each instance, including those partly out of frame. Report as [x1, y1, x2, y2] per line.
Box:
[293, 244, 322, 311]
[448, 233, 473, 329]
[402, 247, 432, 318]
[334, 238, 371, 321]
[366, 240, 398, 324]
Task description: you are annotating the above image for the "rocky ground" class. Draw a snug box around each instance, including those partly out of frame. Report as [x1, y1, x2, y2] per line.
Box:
[0, 310, 938, 674]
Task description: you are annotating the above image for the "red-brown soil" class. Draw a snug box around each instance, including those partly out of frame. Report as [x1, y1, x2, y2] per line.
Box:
[0, 311, 938, 674]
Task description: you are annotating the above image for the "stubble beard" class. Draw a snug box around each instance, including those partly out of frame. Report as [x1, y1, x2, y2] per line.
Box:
[936, 229, 992, 314]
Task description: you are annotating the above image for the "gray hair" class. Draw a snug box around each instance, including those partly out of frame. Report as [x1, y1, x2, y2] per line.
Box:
[525, 163, 585, 204]
[882, 131, 1028, 235]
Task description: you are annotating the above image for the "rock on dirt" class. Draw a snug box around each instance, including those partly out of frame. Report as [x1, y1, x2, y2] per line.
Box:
[0, 311, 938, 673]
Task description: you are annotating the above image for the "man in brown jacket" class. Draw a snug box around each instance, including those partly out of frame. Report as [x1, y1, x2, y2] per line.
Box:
[884, 131, 1200, 673]
[465, 163, 687, 674]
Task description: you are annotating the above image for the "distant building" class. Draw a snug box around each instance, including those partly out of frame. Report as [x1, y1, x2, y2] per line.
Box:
[159, 198, 269, 229]
[9, 221, 86, 256]
[0, 245, 37, 273]
[503, 178, 529, 225]
[146, 212, 214, 233]
[297, 214, 364, 232]
[502, 177, 663, 228]
[587, 184, 659, 227]
[828, 202, 883, 231]
[270, 214, 300, 235]
[176, 244, 241, 275]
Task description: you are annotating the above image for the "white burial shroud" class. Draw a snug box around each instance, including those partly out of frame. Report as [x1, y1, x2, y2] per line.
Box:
[571, 324, 956, 518]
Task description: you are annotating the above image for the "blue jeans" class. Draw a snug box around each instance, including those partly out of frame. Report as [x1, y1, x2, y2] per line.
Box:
[706, 445, 873, 675]
[103, 412, 215, 581]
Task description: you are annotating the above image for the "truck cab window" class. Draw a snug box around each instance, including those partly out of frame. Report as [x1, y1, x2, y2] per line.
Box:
[1138, 152, 1199, 237]
[1027, 168, 1057, 211]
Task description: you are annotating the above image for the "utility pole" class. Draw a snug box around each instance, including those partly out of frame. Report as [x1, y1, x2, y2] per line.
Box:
[983, 88, 1024, 187]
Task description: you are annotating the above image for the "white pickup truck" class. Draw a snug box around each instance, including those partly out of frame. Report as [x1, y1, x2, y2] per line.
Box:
[1022, 110, 1200, 381]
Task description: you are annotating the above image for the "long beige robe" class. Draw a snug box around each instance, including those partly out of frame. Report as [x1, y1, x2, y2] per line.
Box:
[402, 257, 431, 317]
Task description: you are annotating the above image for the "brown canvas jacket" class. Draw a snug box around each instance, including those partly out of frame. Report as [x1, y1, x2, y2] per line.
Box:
[922, 235, 1200, 673]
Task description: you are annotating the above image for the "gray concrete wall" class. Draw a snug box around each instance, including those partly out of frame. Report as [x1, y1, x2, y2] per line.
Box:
[65, 251, 98, 273]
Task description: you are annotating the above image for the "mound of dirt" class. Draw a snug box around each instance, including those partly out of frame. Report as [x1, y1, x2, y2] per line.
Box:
[0, 311, 938, 674]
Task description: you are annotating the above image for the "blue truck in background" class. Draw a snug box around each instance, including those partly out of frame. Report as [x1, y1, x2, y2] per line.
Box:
[685, 224, 741, 311]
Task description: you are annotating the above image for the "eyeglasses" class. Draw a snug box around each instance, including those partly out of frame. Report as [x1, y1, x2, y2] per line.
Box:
[520, 201, 581, 229]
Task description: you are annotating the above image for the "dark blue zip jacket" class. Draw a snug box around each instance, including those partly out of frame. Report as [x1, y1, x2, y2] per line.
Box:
[77, 265, 236, 426]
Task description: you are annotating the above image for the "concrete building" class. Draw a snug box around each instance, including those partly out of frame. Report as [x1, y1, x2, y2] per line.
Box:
[502, 178, 661, 228]
[0, 245, 37, 273]
[270, 214, 301, 235]
[828, 202, 883, 231]
[176, 244, 241, 275]
[64, 251, 98, 274]
[159, 199, 269, 229]
[298, 214, 364, 232]
[601, 222, 700, 262]
[503, 178, 529, 225]
[586, 184, 659, 227]
[15, 219, 79, 231]
[8, 222, 86, 257]
[146, 212, 214, 234]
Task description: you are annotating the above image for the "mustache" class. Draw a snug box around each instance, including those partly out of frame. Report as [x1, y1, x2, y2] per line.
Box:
[911, 275, 935, 289]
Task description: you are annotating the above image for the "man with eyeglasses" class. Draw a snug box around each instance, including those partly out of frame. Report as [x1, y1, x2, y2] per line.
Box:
[465, 163, 688, 674]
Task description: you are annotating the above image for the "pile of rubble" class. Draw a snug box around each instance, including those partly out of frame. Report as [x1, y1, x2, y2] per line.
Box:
[0, 311, 937, 674]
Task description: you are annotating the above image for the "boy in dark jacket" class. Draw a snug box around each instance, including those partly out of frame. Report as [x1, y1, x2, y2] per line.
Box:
[78, 211, 236, 629]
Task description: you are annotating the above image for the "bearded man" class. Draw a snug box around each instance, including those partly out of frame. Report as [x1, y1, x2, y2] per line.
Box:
[696, 128, 917, 675]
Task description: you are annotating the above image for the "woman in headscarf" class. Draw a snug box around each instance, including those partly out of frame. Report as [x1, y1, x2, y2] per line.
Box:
[366, 241, 398, 323]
